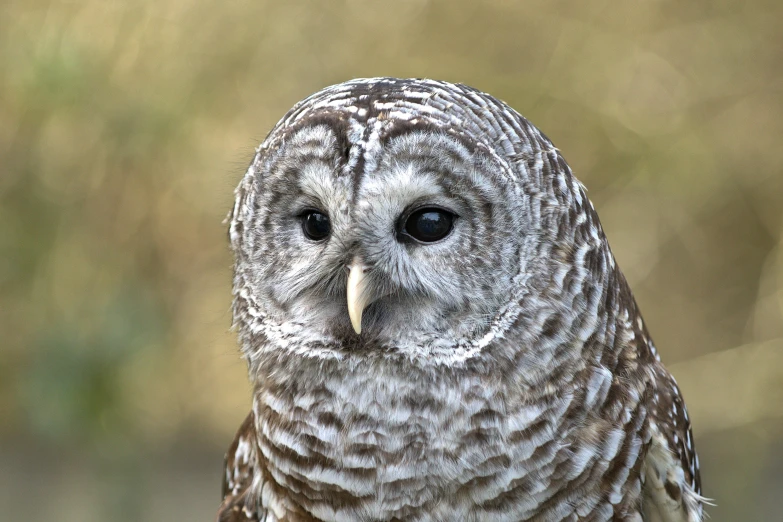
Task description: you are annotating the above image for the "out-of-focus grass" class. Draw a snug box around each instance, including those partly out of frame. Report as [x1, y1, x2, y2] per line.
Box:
[2, 1, 782, 520]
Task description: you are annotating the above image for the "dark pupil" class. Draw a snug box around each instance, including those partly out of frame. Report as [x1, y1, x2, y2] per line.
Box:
[303, 211, 330, 240]
[405, 209, 454, 242]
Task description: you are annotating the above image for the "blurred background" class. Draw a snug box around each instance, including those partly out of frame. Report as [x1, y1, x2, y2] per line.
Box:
[2, 0, 782, 520]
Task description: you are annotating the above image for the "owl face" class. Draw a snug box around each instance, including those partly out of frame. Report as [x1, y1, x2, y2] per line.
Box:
[231, 78, 592, 361]
[233, 122, 535, 356]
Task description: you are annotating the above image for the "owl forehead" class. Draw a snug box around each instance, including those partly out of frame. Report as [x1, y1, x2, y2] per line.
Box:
[264, 79, 517, 167]
[258, 79, 564, 190]
[270, 120, 487, 226]
[277, 107, 481, 173]
[262, 106, 487, 210]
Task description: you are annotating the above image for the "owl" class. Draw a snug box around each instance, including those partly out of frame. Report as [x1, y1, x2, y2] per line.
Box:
[217, 78, 706, 521]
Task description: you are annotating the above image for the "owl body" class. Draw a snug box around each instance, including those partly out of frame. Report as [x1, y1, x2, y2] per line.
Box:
[218, 79, 704, 521]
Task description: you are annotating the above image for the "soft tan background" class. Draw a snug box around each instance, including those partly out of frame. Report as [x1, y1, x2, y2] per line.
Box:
[2, 1, 782, 520]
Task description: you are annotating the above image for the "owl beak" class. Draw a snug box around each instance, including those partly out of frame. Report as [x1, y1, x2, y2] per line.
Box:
[347, 260, 371, 334]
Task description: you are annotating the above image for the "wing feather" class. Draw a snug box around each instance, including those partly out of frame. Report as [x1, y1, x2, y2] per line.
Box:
[642, 370, 708, 522]
[217, 411, 261, 522]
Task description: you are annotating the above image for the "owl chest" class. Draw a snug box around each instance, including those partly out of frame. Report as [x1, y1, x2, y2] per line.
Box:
[252, 376, 632, 521]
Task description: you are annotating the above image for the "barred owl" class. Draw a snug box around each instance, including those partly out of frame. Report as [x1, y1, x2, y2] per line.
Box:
[217, 78, 705, 521]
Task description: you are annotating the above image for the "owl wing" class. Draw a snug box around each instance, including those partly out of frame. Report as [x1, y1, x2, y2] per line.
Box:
[641, 369, 707, 522]
[216, 411, 262, 522]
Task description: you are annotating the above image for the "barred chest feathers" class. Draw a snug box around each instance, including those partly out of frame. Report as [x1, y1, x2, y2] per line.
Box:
[252, 352, 640, 521]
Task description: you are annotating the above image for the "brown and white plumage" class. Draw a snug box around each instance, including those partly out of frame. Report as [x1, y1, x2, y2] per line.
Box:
[218, 413, 259, 522]
[217, 78, 705, 521]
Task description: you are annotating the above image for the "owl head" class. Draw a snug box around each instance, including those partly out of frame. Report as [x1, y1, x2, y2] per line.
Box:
[230, 78, 608, 363]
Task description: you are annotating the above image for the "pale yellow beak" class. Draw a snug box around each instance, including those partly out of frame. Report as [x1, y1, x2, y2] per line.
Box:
[346, 259, 371, 334]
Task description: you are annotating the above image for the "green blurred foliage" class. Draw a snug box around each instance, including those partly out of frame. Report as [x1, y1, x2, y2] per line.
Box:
[1, 0, 782, 520]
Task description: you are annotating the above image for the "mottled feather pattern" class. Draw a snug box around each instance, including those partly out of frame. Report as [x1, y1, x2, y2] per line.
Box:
[219, 78, 704, 521]
[218, 413, 262, 522]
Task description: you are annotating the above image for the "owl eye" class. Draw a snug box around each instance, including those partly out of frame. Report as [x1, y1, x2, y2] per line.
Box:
[402, 208, 455, 243]
[301, 210, 331, 241]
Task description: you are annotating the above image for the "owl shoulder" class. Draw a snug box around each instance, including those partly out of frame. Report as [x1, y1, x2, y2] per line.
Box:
[217, 411, 262, 522]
